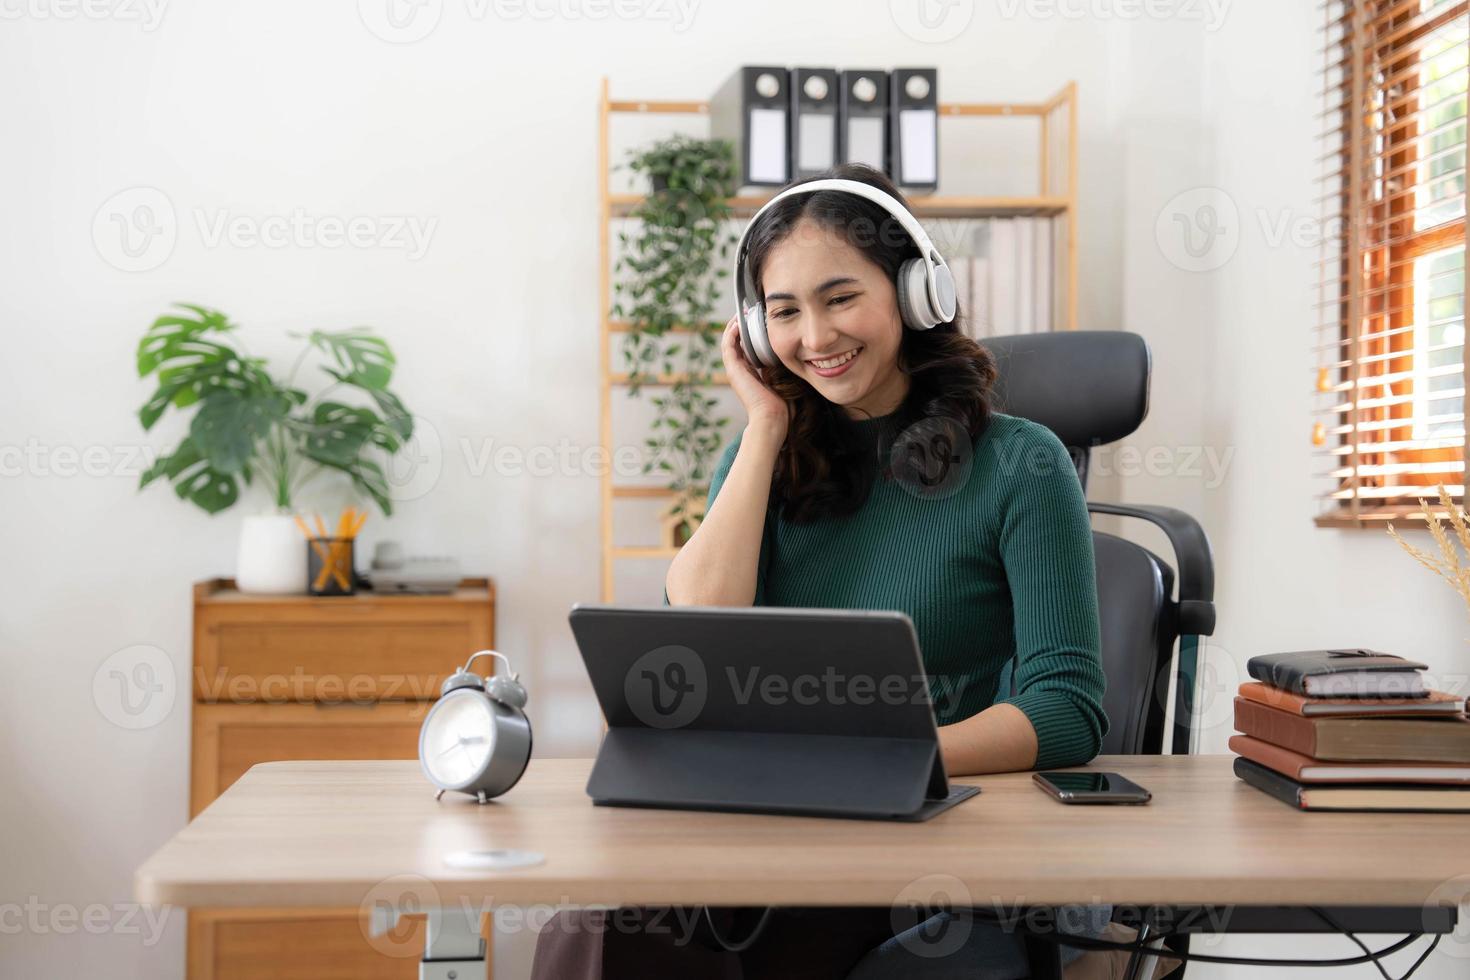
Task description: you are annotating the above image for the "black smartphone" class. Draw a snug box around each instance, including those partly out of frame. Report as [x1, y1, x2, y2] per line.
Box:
[1033, 771, 1151, 804]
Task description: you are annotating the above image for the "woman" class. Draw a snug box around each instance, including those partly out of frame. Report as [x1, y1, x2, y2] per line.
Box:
[533, 163, 1110, 979]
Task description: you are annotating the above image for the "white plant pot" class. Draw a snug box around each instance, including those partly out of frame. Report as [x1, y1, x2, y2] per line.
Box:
[235, 513, 307, 594]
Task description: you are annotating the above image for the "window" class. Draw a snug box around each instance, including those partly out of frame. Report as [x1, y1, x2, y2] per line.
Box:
[1315, 0, 1469, 526]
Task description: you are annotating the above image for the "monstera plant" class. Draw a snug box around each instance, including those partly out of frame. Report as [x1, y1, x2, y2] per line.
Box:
[136, 303, 414, 516]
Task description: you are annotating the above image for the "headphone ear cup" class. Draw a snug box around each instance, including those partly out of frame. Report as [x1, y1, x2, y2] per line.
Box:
[897, 258, 937, 330]
[741, 305, 776, 367]
[932, 263, 957, 323]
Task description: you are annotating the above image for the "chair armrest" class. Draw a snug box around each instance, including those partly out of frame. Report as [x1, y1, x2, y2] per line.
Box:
[1087, 502, 1216, 637]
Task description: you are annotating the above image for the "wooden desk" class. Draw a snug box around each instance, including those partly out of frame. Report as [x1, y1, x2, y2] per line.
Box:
[139, 755, 1470, 912]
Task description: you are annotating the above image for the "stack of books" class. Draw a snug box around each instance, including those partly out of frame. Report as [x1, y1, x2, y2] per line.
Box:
[1231, 649, 1470, 812]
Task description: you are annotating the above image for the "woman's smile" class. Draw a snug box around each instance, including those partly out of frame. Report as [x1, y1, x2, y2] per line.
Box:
[805, 345, 864, 378]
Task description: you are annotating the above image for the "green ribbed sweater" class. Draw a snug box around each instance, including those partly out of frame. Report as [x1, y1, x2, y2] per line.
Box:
[664, 412, 1107, 768]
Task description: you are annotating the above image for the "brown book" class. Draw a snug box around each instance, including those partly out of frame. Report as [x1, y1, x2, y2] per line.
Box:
[1230, 734, 1470, 783]
[1233, 697, 1470, 763]
[1238, 682, 1466, 717]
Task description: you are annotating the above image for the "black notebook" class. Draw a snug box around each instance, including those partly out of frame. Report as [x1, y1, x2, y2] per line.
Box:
[1234, 758, 1470, 812]
[1246, 649, 1427, 698]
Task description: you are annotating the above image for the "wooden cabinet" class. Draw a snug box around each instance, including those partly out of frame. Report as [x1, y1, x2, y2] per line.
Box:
[187, 578, 496, 980]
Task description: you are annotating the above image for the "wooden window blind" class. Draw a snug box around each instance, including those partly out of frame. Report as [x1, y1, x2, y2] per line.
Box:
[1315, 0, 1469, 526]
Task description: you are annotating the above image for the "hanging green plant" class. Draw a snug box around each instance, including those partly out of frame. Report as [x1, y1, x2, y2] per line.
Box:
[612, 134, 738, 539]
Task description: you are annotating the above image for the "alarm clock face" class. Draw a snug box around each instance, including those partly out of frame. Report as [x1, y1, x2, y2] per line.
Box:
[420, 689, 497, 790]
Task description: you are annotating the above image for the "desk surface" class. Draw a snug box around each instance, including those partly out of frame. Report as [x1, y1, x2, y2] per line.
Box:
[136, 756, 1470, 910]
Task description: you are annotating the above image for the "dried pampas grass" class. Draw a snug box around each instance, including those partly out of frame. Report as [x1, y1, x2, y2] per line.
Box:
[1386, 483, 1470, 614]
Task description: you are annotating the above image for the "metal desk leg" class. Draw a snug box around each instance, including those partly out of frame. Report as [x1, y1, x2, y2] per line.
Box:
[1125, 928, 1168, 980]
[1123, 922, 1151, 980]
[1022, 930, 1064, 980]
[421, 906, 488, 980]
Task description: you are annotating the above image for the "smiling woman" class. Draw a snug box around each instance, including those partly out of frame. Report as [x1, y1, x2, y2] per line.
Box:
[759, 234, 906, 398]
[535, 165, 1112, 978]
[737, 165, 996, 526]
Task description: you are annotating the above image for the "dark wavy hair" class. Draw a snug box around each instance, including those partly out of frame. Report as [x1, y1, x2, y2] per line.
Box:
[744, 163, 998, 523]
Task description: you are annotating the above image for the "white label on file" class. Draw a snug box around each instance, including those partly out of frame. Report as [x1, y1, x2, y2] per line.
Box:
[748, 107, 788, 183]
[899, 108, 937, 184]
[846, 116, 884, 168]
[797, 113, 836, 171]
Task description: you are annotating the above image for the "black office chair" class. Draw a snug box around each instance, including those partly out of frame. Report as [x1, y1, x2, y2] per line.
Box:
[983, 330, 1216, 979]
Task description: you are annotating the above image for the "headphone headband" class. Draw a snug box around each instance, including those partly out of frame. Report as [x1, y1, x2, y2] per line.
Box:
[732, 178, 953, 366]
[735, 179, 952, 321]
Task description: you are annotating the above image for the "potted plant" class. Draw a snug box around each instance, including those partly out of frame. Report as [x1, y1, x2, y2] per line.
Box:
[135, 303, 416, 592]
[613, 135, 737, 543]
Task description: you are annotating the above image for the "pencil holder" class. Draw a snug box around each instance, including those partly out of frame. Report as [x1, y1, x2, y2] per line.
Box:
[307, 537, 355, 596]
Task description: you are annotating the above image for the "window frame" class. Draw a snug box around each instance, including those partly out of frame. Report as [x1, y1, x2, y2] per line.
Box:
[1315, 0, 1469, 527]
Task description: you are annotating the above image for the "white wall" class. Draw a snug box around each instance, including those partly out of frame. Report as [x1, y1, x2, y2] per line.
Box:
[1, 1, 1465, 977]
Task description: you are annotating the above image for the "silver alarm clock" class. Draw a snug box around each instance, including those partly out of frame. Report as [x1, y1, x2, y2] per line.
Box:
[419, 650, 532, 803]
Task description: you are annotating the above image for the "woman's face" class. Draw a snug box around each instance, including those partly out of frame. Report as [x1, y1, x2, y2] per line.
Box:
[759, 217, 909, 418]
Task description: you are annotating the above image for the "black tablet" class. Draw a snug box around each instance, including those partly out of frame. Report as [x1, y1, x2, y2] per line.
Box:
[569, 603, 980, 821]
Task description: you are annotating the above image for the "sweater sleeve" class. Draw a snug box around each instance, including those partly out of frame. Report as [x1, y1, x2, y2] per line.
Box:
[663, 434, 769, 606]
[994, 421, 1108, 768]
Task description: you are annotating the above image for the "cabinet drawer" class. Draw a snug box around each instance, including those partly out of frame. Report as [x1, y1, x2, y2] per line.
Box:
[187, 909, 424, 980]
[187, 908, 494, 980]
[194, 604, 493, 703]
[190, 702, 429, 817]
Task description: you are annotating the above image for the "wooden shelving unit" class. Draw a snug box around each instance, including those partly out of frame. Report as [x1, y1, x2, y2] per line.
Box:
[598, 76, 1079, 601]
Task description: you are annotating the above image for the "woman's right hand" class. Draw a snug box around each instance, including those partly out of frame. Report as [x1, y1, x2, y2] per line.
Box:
[721, 313, 789, 438]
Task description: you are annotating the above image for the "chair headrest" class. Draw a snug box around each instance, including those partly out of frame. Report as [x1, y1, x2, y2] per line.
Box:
[982, 331, 1151, 448]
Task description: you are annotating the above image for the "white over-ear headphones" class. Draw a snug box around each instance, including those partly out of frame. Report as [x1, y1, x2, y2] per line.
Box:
[732, 177, 958, 368]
